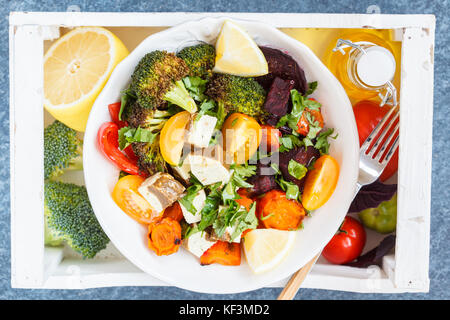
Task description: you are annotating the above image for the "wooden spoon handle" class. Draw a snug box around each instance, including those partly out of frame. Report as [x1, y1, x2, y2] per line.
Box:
[277, 253, 320, 300]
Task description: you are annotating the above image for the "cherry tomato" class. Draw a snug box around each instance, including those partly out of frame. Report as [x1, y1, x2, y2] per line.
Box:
[260, 124, 281, 152]
[112, 175, 162, 224]
[297, 108, 324, 136]
[222, 113, 262, 164]
[301, 154, 340, 211]
[353, 100, 398, 181]
[97, 122, 140, 175]
[159, 111, 191, 166]
[322, 216, 366, 264]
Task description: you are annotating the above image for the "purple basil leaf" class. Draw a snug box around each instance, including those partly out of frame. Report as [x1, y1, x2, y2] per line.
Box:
[345, 235, 396, 268]
[349, 180, 397, 213]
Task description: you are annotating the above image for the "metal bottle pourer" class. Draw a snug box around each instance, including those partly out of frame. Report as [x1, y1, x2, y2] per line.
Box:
[333, 39, 398, 107]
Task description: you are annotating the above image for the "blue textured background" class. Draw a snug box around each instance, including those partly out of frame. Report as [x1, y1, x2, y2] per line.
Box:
[2, 0, 449, 300]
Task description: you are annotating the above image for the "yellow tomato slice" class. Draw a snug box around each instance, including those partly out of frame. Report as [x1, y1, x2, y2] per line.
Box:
[301, 155, 340, 211]
[221, 113, 262, 164]
[112, 175, 161, 224]
[160, 111, 191, 166]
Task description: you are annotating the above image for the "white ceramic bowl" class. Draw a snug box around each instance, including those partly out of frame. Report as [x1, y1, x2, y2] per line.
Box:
[83, 17, 359, 294]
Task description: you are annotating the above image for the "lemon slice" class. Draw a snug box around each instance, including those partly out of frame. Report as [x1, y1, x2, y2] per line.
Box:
[44, 27, 129, 131]
[213, 20, 268, 77]
[243, 229, 296, 274]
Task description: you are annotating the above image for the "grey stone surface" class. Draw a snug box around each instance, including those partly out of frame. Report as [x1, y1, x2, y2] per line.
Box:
[1, 0, 449, 300]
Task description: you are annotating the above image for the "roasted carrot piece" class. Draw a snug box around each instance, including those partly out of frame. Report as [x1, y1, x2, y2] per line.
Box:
[235, 188, 255, 211]
[162, 201, 184, 222]
[200, 241, 241, 266]
[147, 218, 182, 256]
[257, 189, 306, 230]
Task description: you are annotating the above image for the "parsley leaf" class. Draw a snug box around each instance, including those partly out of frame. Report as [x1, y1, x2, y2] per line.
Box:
[288, 159, 308, 180]
[179, 182, 203, 215]
[305, 81, 318, 96]
[182, 76, 208, 102]
[118, 126, 158, 150]
[229, 202, 258, 241]
[119, 87, 136, 121]
[276, 176, 300, 200]
[314, 128, 338, 155]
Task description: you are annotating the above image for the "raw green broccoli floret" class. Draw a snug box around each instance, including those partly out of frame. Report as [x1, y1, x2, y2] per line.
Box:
[130, 50, 196, 112]
[44, 120, 83, 180]
[44, 181, 110, 258]
[205, 74, 266, 118]
[177, 43, 216, 79]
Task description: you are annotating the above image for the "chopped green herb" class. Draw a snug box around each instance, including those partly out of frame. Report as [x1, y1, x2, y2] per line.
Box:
[118, 126, 158, 150]
[288, 159, 308, 180]
[305, 81, 318, 96]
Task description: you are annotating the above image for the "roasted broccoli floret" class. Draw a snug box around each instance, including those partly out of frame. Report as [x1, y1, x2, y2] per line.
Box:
[132, 137, 168, 175]
[121, 99, 173, 176]
[44, 120, 83, 180]
[44, 181, 109, 258]
[130, 50, 196, 112]
[122, 100, 171, 130]
[205, 74, 267, 118]
[177, 43, 216, 79]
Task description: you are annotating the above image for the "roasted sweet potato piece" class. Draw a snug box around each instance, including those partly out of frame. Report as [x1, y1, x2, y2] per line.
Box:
[200, 241, 241, 266]
[257, 189, 306, 230]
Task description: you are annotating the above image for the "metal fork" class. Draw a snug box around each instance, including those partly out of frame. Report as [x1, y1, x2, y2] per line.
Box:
[278, 106, 400, 300]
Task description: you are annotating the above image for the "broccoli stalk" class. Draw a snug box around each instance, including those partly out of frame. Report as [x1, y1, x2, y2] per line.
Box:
[44, 181, 109, 258]
[44, 120, 84, 180]
[163, 80, 197, 113]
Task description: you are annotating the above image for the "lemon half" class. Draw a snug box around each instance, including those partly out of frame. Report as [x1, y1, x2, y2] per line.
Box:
[44, 27, 129, 131]
[213, 20, 268, 77]
[243, 229, 296, 274]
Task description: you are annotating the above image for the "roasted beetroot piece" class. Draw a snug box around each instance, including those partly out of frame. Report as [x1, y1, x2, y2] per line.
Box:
[263, 77, 295, 117]
[279, 146, 321, 189]
[248, 175, 278, 197]
[256, 46, 308, 94]
[247, 157, 279, 197]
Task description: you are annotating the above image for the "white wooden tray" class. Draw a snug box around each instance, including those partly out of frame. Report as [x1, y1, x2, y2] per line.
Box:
[9, 12, 435, 293]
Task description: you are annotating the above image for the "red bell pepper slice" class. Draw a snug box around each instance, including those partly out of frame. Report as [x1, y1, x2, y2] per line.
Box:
[97, 121, 140, 176]
[108, 102, 128, 128]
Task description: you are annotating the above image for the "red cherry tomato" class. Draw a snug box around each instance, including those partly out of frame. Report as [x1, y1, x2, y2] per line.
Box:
[322, 216, 366, 265]
[353, 100, 398, 181]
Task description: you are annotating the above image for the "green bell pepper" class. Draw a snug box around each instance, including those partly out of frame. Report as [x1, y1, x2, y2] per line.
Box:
[358, 193, 397, 234]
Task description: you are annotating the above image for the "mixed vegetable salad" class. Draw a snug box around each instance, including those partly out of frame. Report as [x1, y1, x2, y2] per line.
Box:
[96, 23, 342, 272]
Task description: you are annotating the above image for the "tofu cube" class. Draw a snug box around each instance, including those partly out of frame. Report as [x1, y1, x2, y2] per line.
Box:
[172, 154, 193, 183]
[183, 231, 217, 258]
[178, 189, 206, 224]
[137, 172, 185, 214]
[185, 114, 218, 148]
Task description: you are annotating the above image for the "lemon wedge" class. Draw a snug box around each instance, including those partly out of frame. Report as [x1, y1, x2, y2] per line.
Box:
[44, 27, 129, 132]
[243, 229, 296, 274]
[213, 20, 268, 77]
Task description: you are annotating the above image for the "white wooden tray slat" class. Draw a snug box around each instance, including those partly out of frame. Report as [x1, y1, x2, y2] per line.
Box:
[8, 12, 435, 293]
[10, 25, 45, 288]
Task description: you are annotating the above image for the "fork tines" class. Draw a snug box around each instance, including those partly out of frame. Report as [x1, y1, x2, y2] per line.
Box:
[361, 106, 400, 165]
